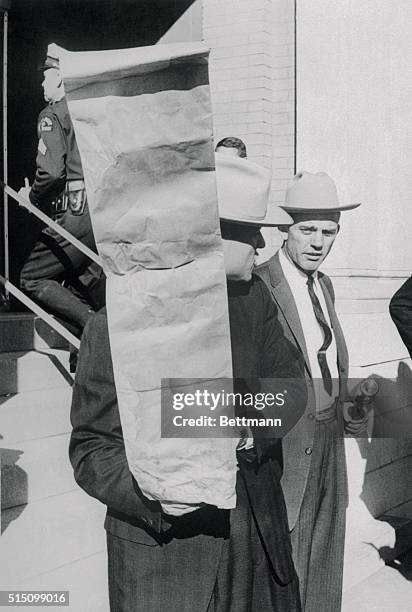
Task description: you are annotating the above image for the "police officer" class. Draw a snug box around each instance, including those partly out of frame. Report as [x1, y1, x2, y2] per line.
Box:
[19, 44, 104, 339]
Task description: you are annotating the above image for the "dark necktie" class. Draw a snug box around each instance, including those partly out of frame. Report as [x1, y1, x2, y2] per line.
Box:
[306, 275, 333, 394]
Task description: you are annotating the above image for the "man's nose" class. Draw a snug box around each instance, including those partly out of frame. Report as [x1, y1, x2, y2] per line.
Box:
[311, 231, 324, 249]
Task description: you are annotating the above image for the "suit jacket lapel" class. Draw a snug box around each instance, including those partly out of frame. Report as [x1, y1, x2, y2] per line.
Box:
[267, 253, 312, 376]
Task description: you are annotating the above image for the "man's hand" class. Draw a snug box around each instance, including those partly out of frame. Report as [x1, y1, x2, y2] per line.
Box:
[343, 401, 369, 436]
[17, 178, 31, 204]
[344, 377, 378, 436]
[236, 426, 254, 451]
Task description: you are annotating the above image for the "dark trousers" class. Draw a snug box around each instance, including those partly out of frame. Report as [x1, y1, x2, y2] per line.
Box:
[290, 420, 348, 612]
[208, 469, 301, 612]
[20, 205, 105, 333]
[107, 469, 301, 612]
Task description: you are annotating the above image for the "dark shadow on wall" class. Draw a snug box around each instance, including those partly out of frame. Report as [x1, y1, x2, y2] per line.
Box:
[356, 362, 412, 579]
[1, 448, 28, 534]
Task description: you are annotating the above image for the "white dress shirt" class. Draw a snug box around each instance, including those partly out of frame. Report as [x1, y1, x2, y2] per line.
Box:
[279, 247, 339, 414]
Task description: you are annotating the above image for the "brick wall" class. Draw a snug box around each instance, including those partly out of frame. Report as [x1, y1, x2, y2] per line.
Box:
[203, 0, 295, 255]
[269, 0, 295, 205]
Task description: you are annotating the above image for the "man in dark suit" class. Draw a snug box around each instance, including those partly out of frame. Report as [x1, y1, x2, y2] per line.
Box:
[69, 155, 307, 611]
[390, 277, 412, 358]
[257, 171, 365, 612]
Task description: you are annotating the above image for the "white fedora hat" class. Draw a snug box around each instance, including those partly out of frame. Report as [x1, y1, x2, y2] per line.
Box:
[216, 154, 292, 226]
[282, 171, 361, 212]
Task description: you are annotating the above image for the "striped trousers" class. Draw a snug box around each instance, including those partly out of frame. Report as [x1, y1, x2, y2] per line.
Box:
[290, 420, 348, 612]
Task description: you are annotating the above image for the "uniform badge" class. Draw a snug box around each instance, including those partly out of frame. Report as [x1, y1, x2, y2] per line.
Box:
[38, 138, 47, 155]
[39, 116, 53, 132]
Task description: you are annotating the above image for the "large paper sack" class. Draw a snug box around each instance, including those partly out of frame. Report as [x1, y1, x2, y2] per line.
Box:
[60, 43, 237, 511]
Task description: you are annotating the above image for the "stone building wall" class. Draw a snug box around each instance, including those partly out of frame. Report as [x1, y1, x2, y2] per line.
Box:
[203, 0, 295, 254]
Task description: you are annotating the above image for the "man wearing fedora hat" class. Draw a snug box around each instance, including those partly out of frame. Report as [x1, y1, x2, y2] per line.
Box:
[19, 44, 104, 352]
[256, 171, 363, 612]
[70, 153, 307, 611]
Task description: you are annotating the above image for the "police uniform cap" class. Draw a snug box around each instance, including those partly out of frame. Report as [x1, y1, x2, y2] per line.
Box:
[40, 43, 61, 71]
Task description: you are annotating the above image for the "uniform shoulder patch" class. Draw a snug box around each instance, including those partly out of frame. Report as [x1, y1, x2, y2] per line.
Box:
[39, 116, 53, 132]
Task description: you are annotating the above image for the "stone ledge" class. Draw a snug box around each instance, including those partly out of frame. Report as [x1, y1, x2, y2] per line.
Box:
[0, 349, 72, 396]
[0, 313, 68, 354]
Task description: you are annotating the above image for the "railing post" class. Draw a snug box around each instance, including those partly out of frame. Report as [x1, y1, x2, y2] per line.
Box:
[1, 1, 10, 305]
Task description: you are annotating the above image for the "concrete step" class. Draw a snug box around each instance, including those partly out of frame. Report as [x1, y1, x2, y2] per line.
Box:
[11, 551, 109, 612]
[0, 348, 73, 396]
[351, 360, 412, 380]
[344, 437, 412, 609]
[361, 454, 412, 522]
[344, 439, 395, 592]
[0, 387, 73, 445]
[0, 490, 106, 585]
[333, 276, 406, 302]
[0, 313, 35, 353]
[384, 501, 412, 525]
[343, 563, 412, 611]
[341, 312, 409, 367]
[338, 298, 394, 315]
[1, 433, 76, 510]
[0, 312, 68, 353]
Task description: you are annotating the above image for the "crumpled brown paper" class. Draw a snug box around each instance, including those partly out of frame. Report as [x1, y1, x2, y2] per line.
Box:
[60, 43, 237, 513]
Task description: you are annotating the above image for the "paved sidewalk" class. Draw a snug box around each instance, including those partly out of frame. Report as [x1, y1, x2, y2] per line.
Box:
[343, 562, 412, 612]
[343, 439, 412, 611]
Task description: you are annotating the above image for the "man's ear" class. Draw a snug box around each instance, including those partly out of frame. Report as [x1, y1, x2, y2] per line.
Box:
[55, 69, 65, 93]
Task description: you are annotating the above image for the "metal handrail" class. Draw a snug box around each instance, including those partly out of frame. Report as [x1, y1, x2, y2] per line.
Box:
[0, 180, 103, 349]
[0, 274, 80, 348]
[1, 181, 102, 266]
